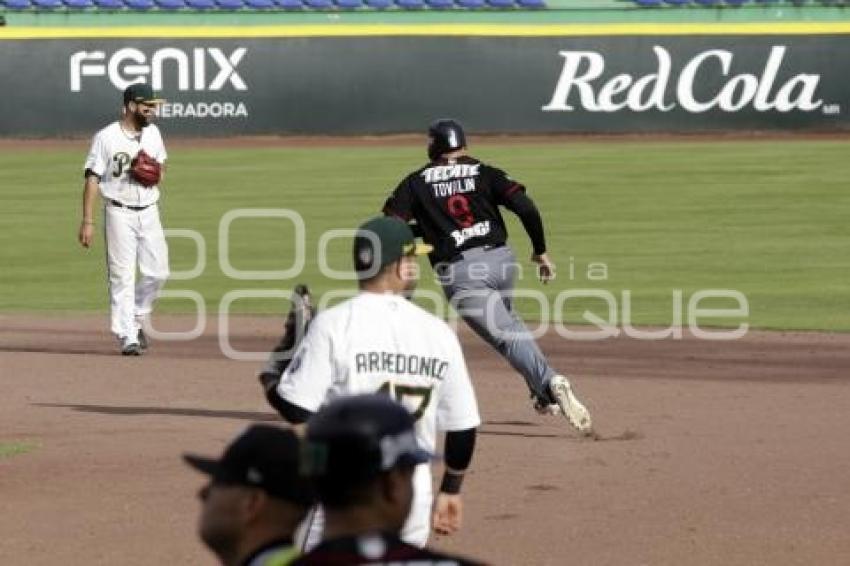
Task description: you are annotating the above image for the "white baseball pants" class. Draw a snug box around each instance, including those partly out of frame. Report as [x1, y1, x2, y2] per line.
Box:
[103, 202, 169, 341]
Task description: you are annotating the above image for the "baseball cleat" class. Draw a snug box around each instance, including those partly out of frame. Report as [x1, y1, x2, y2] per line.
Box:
[531, 395, 562, 416]
[137, 329, 148, 351]
[548, 375, 592, 435]
[121, 342, 142, 356]
[120, 336, 142, 356]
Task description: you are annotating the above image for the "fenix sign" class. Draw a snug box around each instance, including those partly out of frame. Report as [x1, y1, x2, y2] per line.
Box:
[69, 47, 248, 92]
[543, 46, 822, 114]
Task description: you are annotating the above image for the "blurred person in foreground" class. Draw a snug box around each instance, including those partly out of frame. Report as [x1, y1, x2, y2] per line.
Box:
[184, 425, 314, 566]
[293, 394, 484, 566]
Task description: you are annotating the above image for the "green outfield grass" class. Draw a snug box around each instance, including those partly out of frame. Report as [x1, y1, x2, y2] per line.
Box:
[1, 138, 847, 331]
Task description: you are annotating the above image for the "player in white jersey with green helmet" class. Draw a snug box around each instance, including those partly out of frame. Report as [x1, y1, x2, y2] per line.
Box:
[78, 84, 170, 356]
[268, 216, 481, 549]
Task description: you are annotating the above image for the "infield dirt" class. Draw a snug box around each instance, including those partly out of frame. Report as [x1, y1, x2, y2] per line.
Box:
[2, 314, 849, 566]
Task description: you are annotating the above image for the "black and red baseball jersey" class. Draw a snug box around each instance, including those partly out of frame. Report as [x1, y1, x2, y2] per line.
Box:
[292, 532, 484, 565]
[383, 156, 529, 265]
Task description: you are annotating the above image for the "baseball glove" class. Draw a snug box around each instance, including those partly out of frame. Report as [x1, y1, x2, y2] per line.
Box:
[130, 150, 161, 187]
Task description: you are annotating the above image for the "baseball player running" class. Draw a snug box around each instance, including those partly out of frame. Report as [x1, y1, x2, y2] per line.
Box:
[78, 84, 169, 356]
[383, 119, 592, 434]
[264, 216, 480, 549]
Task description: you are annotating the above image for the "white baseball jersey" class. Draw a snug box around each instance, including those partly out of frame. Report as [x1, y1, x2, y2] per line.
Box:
[278, 291, 481, 454]
[84, 121, 167, 207]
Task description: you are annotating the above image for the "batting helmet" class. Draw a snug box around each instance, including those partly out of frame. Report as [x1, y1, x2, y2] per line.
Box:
[427, 119, 467, 160]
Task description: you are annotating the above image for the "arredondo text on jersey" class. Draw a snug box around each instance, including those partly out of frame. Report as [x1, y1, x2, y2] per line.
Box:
[355, 352, 449, 381]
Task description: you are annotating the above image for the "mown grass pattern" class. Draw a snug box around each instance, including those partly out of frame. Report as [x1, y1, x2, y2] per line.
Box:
[1, 139, 847, 330]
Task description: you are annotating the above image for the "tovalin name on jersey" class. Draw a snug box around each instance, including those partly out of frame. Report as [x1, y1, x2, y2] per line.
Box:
[543, 46, 823, 114]
[432, 178, 477, 198]
[355, 352, 449, 380]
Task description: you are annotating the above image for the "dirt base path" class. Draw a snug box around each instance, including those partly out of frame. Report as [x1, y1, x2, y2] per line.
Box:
[2, 314, 849, 566]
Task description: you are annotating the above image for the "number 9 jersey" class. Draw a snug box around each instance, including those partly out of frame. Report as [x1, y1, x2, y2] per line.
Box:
[277, 291, 481, 457]
[383, 156, 526, 265]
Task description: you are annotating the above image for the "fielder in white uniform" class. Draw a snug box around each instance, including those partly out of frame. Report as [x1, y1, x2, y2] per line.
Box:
[78, 84, 170, 356]
[270, 216, 481, 549]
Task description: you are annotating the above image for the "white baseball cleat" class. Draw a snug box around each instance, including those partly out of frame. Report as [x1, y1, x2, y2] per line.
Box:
[548, 375, 593, 435]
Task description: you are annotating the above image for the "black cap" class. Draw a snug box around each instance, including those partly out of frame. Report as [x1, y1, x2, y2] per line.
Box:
[123, 83, 165, 106]
[353, 216, 432, 276]
[427, 118, 467, 160]
[302, 394, 432, 483]
[184, 425, 314, 506]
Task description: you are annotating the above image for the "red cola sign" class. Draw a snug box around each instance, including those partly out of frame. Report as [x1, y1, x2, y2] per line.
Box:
[543, 46, 824, 114]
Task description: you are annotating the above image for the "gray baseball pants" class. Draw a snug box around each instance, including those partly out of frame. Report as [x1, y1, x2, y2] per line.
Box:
[436, 245, 556, 403]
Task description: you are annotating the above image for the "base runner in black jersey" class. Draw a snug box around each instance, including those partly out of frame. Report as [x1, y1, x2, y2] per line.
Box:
[382, 119, 593, 435]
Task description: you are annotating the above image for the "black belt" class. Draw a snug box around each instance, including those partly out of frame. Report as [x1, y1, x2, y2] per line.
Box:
[110, 199, 151, 211]
[446, 243, 506, 264]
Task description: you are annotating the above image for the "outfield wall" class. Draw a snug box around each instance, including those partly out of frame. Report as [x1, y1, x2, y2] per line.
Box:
[1, 25, 849, 136]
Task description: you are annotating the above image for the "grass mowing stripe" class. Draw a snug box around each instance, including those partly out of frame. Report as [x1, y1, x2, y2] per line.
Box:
[1, 140, 847, 330]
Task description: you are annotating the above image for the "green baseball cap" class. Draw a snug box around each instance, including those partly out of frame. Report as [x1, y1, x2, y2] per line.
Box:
[123, 83, 165, 105]
[353, 216, 432, 274]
